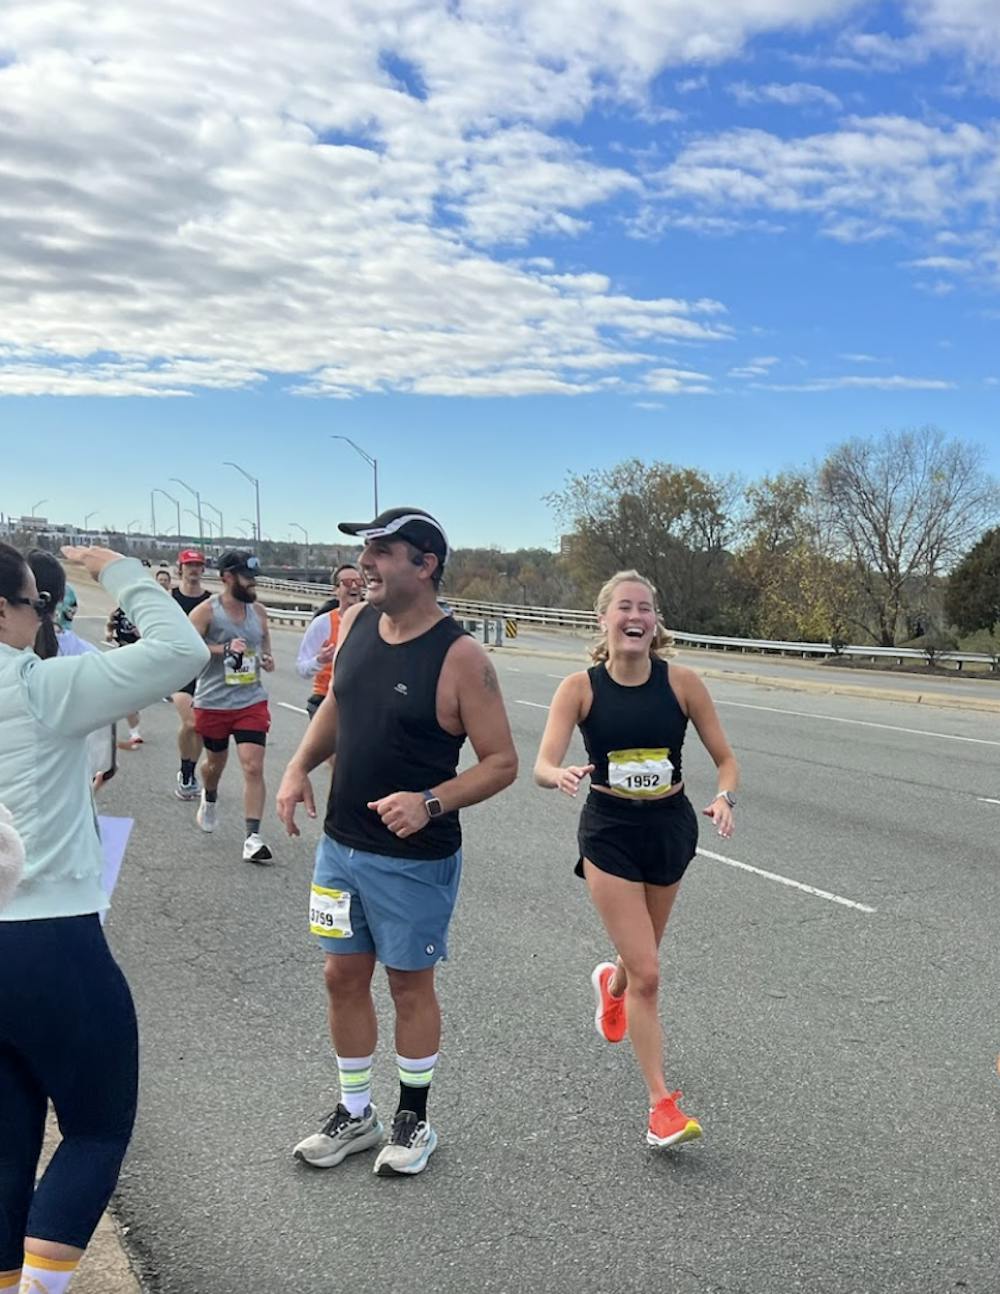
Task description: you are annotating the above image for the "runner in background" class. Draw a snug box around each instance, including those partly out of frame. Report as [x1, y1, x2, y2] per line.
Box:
[169, 550, 210, 800]
[296, 564, 363, 719]
[104, 605, 143, 749]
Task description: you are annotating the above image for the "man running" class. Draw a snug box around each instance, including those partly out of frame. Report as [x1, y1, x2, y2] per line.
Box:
[277, 507, 517, 1178]
[295, 564, 364, 719]
[170, 549, 211, 799]
[104, 604, 144, 748]
[189, 551, 275, 863]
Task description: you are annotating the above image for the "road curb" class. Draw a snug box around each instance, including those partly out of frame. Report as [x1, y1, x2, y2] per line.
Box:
[490, 646, 1000, 715]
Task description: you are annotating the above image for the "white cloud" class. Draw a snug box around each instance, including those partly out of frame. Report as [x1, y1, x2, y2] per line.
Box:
[644, 365, 712, 394]
[729, 355, 779, 378]
[839, 352, 887, 363]
[676, 76, 708, 95]
[0, 0, 866, 398]
[727, 80, 842, 110]
[757, 374, 955, 391]
[903, 255, 974, 270]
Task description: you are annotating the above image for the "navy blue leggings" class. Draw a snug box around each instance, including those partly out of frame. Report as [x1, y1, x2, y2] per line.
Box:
[0, 914, 138, 1266]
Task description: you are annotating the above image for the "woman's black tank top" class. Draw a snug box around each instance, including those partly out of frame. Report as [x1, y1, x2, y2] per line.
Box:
[324, 604, 468, 859]
[579, 659, 688, 789]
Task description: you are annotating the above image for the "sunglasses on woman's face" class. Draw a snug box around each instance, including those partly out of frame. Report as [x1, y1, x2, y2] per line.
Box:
[8, 591, 52, 616]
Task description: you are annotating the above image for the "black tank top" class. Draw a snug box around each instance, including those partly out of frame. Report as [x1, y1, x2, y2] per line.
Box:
[325, 604, 468, 859]
[579, 659, 688, 789]
[172, 587, 210, 616]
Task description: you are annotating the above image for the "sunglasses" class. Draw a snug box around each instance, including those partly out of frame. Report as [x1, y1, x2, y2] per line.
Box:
[9, 591, 52, 615]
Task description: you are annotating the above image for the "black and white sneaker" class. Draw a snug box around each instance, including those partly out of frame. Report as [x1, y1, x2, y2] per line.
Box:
[293, 1104, 383, 1168]
[242, 832, 273, 864]
[373, 1109, 438, 1176]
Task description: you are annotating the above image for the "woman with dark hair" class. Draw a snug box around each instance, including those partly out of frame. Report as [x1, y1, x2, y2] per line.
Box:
[0, 542, 208, 1294]
[25, 550, 64, 662]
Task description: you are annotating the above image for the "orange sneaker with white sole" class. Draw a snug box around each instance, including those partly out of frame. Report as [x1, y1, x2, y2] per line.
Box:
[647, 1091, 702, 1148]
[590, 961, 627, 1043]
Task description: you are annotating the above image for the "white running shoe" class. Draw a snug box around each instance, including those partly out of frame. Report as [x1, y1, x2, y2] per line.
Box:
[294, 1104, 383, 1168]
[196, 791, 217, 832]
[175, 772, 199, 801]
[242, 832, 273, 864]
[374, 1111, 438, 1177]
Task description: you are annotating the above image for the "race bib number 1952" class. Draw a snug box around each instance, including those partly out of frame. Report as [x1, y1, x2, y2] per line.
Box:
[309, 884, 353, 938]
[607, 747, 674, 798]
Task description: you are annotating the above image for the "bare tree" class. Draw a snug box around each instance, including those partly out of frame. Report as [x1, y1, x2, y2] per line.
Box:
[817, 426, 1000, 646]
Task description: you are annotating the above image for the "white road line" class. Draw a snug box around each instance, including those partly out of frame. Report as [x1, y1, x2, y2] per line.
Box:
[546, 673, 564, 679]
[977, 797, 1000, 805]
[515, 699, 550, 709]
[277, 701, 309, 715]
[697, 847, 877, 914]
[716, 699, 1000, 748]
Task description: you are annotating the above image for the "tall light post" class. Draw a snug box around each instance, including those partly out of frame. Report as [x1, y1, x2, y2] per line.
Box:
[203, 501, 223, 544]
[224, 462, 261, 553]
[31, 498, 48, 517]
[240, 517, 258, 544]
[290, 522, 310, 568]
[84, 510, 99, 531]
[126, 519, 141, 534]
[186, 509, 213, 542]
[171, 478, 203, 544]
[153, 488, 181, 542]
[330, 436, 378, 515]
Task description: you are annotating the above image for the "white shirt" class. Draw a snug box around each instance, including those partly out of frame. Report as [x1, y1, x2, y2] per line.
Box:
[296, 613, 336, 680]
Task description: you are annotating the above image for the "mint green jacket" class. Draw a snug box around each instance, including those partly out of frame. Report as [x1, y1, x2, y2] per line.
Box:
[0, 557, 210, 921]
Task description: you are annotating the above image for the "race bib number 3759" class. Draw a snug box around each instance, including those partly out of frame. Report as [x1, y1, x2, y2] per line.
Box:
[309, 884, 353, 938]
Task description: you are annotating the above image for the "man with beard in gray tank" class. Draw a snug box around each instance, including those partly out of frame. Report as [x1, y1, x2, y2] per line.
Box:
[189, 551, 275, 863]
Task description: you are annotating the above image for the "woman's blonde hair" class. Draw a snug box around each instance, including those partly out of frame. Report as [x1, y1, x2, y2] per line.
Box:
[590, 569, 675, 663]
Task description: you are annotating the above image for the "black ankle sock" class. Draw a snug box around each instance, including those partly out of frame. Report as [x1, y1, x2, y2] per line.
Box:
[245, 818, 260, 836]
[204, 789, 218, 803]
[397, 1083, 429, 1123]
[181, 759, 196, 780]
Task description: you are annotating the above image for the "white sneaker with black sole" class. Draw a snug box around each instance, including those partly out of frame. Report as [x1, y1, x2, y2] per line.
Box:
[242, 832, 273, 864]
[294, 1104, 383, 1168]
[195, 791, 217, 832]
[373, 1110, 438, 1176]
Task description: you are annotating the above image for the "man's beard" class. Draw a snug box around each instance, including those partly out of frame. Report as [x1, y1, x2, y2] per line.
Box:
[232, 584, 257, 603]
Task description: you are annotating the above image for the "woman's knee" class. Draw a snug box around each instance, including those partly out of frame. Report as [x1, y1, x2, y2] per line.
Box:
[622, 959, 659, 1000]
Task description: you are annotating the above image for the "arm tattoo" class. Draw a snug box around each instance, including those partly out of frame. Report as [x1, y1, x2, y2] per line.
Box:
[483, 662, 500, 695]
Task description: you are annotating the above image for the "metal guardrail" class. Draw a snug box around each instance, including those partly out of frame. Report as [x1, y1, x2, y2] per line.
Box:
[255, 577, 999, 670]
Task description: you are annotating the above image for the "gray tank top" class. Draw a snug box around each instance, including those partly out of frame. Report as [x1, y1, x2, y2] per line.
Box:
[194, 595, 267, 709]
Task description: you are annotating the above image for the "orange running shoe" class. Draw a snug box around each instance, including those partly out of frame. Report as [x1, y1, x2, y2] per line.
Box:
[647, 1091, 702, 1148]
[590, 961, 627, 1043]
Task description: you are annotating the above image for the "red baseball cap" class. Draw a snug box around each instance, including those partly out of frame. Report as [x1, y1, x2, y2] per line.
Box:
[177, 549, 205, 565]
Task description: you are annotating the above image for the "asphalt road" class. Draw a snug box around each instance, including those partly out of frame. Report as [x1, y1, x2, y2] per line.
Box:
[70, 590, 1000, 1294]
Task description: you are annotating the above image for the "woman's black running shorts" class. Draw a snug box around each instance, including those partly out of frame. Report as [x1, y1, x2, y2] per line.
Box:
[576, 789, 699, 888]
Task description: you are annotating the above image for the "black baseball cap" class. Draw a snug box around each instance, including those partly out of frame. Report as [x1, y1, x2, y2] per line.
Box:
[218, 550, 261, 577]
[339, 507, 450, 564]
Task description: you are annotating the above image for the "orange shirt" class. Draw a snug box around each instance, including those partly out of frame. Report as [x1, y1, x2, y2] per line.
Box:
[313, 610, 341, 696]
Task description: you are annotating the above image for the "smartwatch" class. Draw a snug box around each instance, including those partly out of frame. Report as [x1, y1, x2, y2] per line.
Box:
[715, 791, 737, 808]
[422, 790, 444, 819]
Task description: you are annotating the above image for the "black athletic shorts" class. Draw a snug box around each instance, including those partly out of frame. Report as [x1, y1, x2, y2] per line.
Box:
[576, 789, 698, 888]
[175, 679, 197, 698]
[305, 693, 324, 721]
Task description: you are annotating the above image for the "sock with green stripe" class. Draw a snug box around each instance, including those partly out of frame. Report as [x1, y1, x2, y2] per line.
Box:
[336, 1054, 373, 1118]
[396, 1052, 437, 1123]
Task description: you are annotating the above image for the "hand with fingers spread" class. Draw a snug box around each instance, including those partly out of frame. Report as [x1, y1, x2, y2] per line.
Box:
[60, 545, 127, 582]
[276, 763, 316, 836]
[556, 763, 595, 798]
[367, 791, 429, 838]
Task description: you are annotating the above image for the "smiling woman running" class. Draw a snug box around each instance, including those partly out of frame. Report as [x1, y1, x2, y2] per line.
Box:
[534, 569, 739, 1149]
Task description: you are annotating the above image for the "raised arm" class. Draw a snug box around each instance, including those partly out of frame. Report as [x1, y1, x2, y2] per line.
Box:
[25, 550, 210, 738]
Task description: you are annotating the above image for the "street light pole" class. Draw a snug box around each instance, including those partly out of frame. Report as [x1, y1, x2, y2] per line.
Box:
[186, 509, 210, 541]
[224, 462, 261, 552]
[171, 478, 203, 544]
[31, 498, 48, 517]
[203, 501, 223, 545]
[153, 488, 181, 541]
[290, 522, 310, 569]
[240, 517, 258, 544]
[84, 510, 99, 531]
[330, 436, 378, 516]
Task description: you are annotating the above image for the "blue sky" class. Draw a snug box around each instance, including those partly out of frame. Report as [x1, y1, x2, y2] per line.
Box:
[1, 1, 998, 550]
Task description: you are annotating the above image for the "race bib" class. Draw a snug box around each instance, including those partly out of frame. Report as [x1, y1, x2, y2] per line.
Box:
[309, 884, 353, 938]
[607, 747, 674, 798]
[224, 648, 258, 686]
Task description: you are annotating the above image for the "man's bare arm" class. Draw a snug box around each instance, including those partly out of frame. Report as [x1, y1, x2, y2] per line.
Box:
[432, 641, 518, 811]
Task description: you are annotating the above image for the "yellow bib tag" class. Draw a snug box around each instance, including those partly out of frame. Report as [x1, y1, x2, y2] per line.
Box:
[224, 648, 258, 686]
[309, 884, 353, 938]
[607, 747, 673, 798]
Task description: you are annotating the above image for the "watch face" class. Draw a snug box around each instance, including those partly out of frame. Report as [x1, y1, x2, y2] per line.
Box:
[425, 796, 443, 818]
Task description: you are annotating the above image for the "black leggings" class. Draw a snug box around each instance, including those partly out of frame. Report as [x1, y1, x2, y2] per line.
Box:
[0, 914, 138, 1264]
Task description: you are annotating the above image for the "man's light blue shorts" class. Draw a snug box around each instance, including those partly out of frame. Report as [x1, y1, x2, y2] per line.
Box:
[310, 833, 462, 970]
